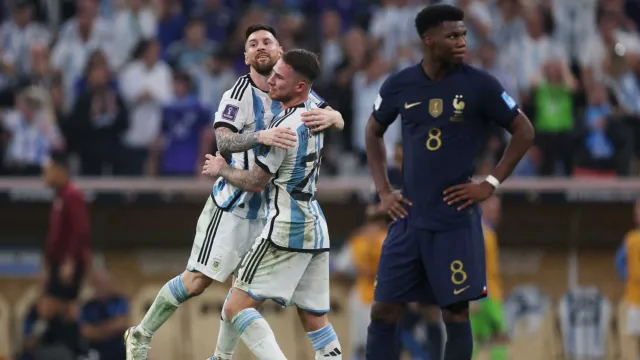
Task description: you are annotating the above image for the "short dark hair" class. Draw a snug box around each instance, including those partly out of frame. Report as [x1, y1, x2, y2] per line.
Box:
[415, 4, 464, 37]
[245, 24, 277, 41]
[281, 49, 321, 84]
[173, 71, 193, 90]
[49, 150, 69, 169]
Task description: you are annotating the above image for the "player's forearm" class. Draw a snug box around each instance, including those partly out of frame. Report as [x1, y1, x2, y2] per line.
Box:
[365, 117, 392, 194]
[219, 166, 264, 193]
[491, 115, 535, 182]
[215, 128, 260, 153]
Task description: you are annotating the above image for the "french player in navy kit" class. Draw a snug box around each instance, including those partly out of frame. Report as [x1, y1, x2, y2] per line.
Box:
[364, 5, 535, 360]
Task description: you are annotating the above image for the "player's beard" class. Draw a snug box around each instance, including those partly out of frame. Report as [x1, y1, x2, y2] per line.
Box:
[268, 90, 292, 103]
[251, 55, 277, 76]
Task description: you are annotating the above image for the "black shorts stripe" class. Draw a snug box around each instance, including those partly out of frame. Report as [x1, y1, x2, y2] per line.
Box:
[240, 239, 269, 283]
[230, 75, 250, 101]
[197, 205, 223, 265]
[269, 108, 296, 129]
[245, 239, 270, 284]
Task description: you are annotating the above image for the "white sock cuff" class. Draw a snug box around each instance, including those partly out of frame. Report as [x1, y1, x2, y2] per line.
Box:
[232, 308, 263, 334]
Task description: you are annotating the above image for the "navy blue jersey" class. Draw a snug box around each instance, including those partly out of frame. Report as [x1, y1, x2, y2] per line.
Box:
[372, 63, 520, 230]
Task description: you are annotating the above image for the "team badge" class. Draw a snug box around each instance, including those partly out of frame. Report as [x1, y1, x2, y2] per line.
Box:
[450, 95, 465, 122]
[428, 98, 442, 118]
[222, 104, 239, 121]
[211, 256, 221, 272]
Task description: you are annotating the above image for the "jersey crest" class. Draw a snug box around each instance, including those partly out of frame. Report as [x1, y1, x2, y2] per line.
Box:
[429, 98, 442, 118]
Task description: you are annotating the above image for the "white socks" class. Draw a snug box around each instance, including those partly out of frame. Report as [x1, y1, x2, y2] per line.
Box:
[136, 275, 190, 338]
[232, 308, 287, 360]
[307, 324, 342, 359]
[213, 296, 241, 360]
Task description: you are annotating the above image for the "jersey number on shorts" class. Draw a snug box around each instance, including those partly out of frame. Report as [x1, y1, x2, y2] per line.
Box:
[450, 260, 467, 285]
[291, 152, 320, 200]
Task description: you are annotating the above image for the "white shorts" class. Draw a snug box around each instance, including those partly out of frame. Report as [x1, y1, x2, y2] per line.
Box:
[234, 238, 330, 313]
[186, 196, 264, 282]
[626, 305, 640, 336]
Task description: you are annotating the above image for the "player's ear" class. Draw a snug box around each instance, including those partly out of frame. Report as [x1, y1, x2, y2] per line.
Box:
[244, 51, 249, 66]
[278, 46, 284, 56]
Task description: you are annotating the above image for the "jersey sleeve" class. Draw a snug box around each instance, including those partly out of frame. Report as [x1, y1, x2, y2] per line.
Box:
[309, 89, 329, 109]
[372, 74, 400, 128]
[480, 72, 521, 129]
[255, 144, 287, 174]
[213, 78, 251, 133]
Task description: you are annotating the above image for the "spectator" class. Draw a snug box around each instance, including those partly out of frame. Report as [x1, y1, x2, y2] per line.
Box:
[42, 150, 92, 321]
[149, 71, 212, 177]
[0, 0, 51, 79]
[50, 0, 118, 109]
[1, 87, 62, 175]
[155, 0, 187, 56]
[66, 54, 129, 175]
[113, 0, 157, 65]
[72, 50, 118, 96]
[79, 269, 129, 360]
[196, 51, 236, 110]
[165, 17, 216, 75]
[194, 0, 236, 44]
[19, 296, 87, 360]
[316, 10, 344, 87]
[531, 58, 578, 175]
[119, 39, 172, 175]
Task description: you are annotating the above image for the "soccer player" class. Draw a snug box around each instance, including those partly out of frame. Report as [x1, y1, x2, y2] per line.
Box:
[124, 25, 343, 360]
[364, 4, 535, 360]
[616, 198, 640, 358]
[471, 196, 509, 360]
[202, 49, 342, 360]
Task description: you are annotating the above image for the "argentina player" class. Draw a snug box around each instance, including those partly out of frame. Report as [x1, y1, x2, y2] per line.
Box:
[203, 49, 342, 360]
[124, 25, 344, 360]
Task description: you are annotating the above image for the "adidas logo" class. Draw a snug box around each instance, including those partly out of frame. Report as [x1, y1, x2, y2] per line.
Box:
[323, 348, 342, 357]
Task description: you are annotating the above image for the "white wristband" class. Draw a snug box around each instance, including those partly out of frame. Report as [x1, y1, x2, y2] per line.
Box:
[485, 175, 500, 189]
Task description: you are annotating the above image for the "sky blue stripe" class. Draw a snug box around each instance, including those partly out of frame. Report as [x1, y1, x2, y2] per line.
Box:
[271, 99, 283, 125]
[288, 199, 305, 249]
[246, 192, 263, 220]
[233, 309, 262, 334]
[309, 200, 318, 249]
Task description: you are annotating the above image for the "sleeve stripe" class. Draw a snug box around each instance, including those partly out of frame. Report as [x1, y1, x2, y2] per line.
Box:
[230, 76, 250, 101]
[269, 108, 296, 129]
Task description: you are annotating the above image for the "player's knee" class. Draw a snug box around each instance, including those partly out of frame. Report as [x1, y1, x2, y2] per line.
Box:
[180, 270, 213, 297]
[297, 308, 329, 332]
[441, 301, 470, 323]
[370, 302, 403, 324]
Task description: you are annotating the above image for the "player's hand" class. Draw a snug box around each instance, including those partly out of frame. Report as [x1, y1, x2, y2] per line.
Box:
[202, 152, 228, 177]
[301, 108, 342, 133]
[379, 190, 412, 221]
[443, 181, 495, 211]
[258, 127, 297, 149]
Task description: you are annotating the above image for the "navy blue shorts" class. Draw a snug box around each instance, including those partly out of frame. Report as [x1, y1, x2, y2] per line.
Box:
[374, 215, 487, 307]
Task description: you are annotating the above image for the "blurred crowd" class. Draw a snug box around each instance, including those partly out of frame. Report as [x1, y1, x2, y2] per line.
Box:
[0, 0, 639, 177]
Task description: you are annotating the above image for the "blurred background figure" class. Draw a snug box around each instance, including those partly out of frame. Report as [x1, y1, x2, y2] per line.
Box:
[78, 269, 128, 360]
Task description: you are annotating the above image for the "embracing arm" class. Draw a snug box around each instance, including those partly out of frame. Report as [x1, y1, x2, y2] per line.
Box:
[215, 127, 260, 153]
[219, 163, 271, 193]
[325, 106, 345, 131]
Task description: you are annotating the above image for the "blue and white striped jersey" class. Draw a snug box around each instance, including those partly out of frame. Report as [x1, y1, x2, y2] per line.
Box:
[255, 99, 330, 252]
[211, 74, 326, 220]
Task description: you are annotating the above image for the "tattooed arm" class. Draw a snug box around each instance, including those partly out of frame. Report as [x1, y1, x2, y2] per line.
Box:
[218, 163, 272, 193]
[215, 127, 260, 153]
[215, 126, 297, 153]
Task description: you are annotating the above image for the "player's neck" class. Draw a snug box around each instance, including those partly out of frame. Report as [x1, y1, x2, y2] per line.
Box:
[421, 57, 460, 81]
[281, 94, 309, 110]
[249, 67, 271, 92]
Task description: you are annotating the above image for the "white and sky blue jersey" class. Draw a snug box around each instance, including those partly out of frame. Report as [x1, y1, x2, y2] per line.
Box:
[211, 74, 326, 220]
[254, 99, 330, 252]
[558, 287, 611, 359]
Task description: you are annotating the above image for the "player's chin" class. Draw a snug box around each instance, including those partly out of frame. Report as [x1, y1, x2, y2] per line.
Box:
[451, 52, 466, 62]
